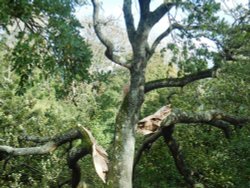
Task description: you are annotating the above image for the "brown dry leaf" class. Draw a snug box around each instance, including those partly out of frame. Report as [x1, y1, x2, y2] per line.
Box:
[136, 105, 171, 135]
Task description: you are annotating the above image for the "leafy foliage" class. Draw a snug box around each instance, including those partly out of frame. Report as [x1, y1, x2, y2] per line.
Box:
[0, 0, 92, 96]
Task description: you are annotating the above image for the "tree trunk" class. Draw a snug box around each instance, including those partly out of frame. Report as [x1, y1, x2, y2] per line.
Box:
[107, 58, 146, 188]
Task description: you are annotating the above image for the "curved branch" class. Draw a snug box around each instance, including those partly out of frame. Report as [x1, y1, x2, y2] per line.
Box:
[145, 67, 217, 93]
[209, 120, 232, 139]
[150, 23, 183, 54]
[91, 0, 130, 69]
[68, 148, 90, 188]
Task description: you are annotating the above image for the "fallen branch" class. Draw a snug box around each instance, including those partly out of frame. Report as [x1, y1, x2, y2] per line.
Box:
[134, 107, 249, 185]
[0, 126, 109, 187]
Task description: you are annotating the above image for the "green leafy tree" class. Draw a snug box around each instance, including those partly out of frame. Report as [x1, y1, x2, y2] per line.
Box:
[0, 1, 250, 188]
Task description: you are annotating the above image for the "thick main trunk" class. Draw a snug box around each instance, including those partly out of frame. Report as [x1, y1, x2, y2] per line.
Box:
[107, 60, 145, 188]
[107, 110, 136, 188]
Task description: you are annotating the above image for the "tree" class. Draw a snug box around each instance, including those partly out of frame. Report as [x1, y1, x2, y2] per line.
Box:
[90, 0, 248, 187]
[0, 0, 249, 188]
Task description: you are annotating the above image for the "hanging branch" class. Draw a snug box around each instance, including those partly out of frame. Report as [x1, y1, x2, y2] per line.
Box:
[162, 125, 196, 188]
[67, 148, 90, 188]
[133, 129, 163, 172]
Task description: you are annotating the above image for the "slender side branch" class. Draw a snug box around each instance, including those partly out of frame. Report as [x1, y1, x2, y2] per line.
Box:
[145, 67, 217, 93]
[150, 23, 183, 54]
[91, 0, 130, 69]
[208, 120, 232, 139]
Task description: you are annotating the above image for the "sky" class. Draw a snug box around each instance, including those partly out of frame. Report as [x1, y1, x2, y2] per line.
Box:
[75, 0, 249, 26]
[75, 0, 249, 51]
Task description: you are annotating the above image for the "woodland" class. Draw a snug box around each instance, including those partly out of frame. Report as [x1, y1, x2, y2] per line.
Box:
[0, 0, 249, 188]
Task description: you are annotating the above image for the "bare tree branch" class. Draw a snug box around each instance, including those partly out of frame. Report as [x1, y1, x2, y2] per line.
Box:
[208, 120, 232, 139]
[138, 0, 150, 17]
[134, 2, 175, 47]
[145, 67, 217, 93]
[123, 0, 136, 45]
[148, 2, 175, 28]
[150, 23, 183, 54]
[91, 0, 131, 69]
